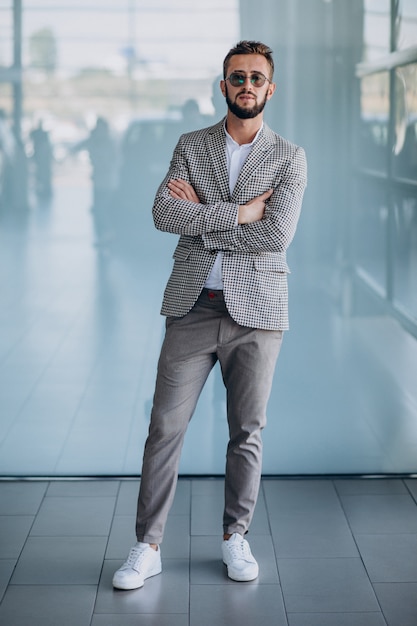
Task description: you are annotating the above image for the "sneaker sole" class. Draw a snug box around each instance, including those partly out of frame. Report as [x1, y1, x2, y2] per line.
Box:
[112, 577, 144, 591]
[223, 562, 259, 582]
[112, 563, 162, 590]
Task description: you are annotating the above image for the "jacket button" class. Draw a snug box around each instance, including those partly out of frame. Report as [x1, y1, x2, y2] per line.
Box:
[209, 249, 217, 255]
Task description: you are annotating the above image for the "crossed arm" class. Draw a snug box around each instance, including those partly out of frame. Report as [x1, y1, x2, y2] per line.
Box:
[167, 178, 273, 225]
[153, 139, 307, 254]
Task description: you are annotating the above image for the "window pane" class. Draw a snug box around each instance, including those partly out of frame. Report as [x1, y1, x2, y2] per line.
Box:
[0, 82, 13, 115]
[357, 72, 390, 172]
[21, 2, 238, 143]
[393, 192, 417, 319]
[392, 63, 417, 180]
[353, 178, 388, 293]
[363, 0, 391, 61]
[0, 3, 13, 67]
[397, 0, 417, 51]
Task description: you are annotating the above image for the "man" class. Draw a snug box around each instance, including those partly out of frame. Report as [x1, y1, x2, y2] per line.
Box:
[113, 40, 307, 590]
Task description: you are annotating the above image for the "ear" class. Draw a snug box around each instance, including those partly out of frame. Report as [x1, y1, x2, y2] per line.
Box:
[220, 79, 227, 98]
[266, 82, 276, 101]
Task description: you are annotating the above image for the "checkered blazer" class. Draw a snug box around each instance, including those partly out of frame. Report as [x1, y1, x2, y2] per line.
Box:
[152, 118, 307, 330]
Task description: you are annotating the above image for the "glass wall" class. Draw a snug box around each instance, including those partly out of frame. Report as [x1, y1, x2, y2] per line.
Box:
[353, 0, 417, 335]
[0, 0, 417, 476]
[0, 0, 237, 213]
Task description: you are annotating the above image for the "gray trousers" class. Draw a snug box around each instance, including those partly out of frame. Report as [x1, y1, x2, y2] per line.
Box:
[136, 289, 283, 544]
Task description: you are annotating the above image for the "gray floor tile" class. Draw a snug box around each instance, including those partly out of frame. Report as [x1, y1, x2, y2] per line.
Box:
[91, 615, 188, 626]
[340, 495, 417, 533]
[334, 478, 408, 496]
[191, 493, 223, 535]
[279, 557, 380, 613]
[190, 535, 226, 584]
[190, 534, 279, 585]
[268, 499, 358, 558]
[0, 584, 96, 626]
[107, 513, 190, 560]
[114, 480, 140, 516]
[46, 480, 120, 497]
[288, 613, 386, 626]
[105, 515, 137, 559]
[405, 478, 417, 502]
[113, 479, 190, 517]
[374, 582, 417, 626]
[0, 482, 48, 515]
[0, 516, 34, 558]
[190, 583, 287, 626]
[30, 496, 116, 536]
[11, 535, 107, 584]
[356, 533, 417, 582]
[191, 487, 269, 535]
[265, 480, 358, 558]
[1, 478, 417, 624]
[191, 477, 224, 496]
[170, 479, 191, 516]
[271, 523, 358, 558]
[96, 559, 189, 614]
[248, 492, 271, 534]
[0, 560, 15, 603]
[163, 514, 191, 558]
[263, 479, 340, 509]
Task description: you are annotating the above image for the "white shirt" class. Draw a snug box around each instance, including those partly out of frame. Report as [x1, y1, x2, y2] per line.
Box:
[204, 124, 263, 289]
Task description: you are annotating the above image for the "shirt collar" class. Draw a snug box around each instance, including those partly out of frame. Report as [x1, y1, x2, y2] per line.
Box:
[224, 121, 263, 149]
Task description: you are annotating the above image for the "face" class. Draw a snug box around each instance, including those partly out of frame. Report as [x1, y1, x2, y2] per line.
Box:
[221, 54, 276, 120]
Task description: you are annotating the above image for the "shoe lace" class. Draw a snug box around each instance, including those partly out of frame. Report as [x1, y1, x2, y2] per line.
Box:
[126, 545, 148, 569]
[227, 538, 251, 561]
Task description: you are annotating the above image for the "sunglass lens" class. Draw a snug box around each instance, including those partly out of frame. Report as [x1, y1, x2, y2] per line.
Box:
[229, 73, 244, 86]
[251, 74, 265, 87]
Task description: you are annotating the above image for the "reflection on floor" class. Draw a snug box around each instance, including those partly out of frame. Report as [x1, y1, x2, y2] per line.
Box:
[1, 477, 417, 625]
[0, 163, 417, 476]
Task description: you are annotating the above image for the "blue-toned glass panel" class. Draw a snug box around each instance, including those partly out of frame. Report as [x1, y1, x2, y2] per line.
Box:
[363, 0, 391, 61]
[358, 72, 390, 173]
[392, 63, 417, 180]
[397, 0, 417, 51]
[393, 191, 417, 319]
[353, 178, 388, 293]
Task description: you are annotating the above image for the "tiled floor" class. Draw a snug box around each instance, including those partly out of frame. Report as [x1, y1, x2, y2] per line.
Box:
[1, 477, 417, 625]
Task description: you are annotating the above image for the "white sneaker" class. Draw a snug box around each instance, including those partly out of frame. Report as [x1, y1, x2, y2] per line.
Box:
[112, 542, 162, 590]
[222, 533, 259, 582]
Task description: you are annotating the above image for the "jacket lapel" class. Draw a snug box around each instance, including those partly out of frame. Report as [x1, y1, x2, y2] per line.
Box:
[231, 124, 275, 201]
[206, 120, 230, 201]
[205, 121, 276, 202]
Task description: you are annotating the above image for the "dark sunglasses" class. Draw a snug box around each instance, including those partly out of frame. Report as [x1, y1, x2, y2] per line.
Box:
[226, 72, 271, 88]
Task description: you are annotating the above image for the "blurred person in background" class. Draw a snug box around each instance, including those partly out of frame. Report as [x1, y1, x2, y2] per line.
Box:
[72, 116, 118, 248]
[0, 110, 29, 213]
[30, 120, 53, 200]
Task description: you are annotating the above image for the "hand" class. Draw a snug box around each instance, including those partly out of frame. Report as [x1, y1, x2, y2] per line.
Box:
[238, 189, 273, 224]
[168, 178, 200, 203]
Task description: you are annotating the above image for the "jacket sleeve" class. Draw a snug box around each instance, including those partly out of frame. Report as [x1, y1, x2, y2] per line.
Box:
[202, 146, 307, 254]
[152, 134, 238, 236]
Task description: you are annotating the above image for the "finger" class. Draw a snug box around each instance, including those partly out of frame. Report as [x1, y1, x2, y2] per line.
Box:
[169, 179, 200, 203]
[168, 180, 184, 191]
[170, 178, 189, 191]
[262, 188, 274, 200]
[169, 189, 183, 199]
[168, 182, 186, 198]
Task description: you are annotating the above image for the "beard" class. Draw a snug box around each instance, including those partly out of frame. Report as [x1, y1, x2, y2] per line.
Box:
[225, 86, 268, 119]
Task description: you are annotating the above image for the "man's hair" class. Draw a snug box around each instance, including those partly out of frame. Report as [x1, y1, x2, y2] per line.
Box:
[223, 40, 274, 80]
